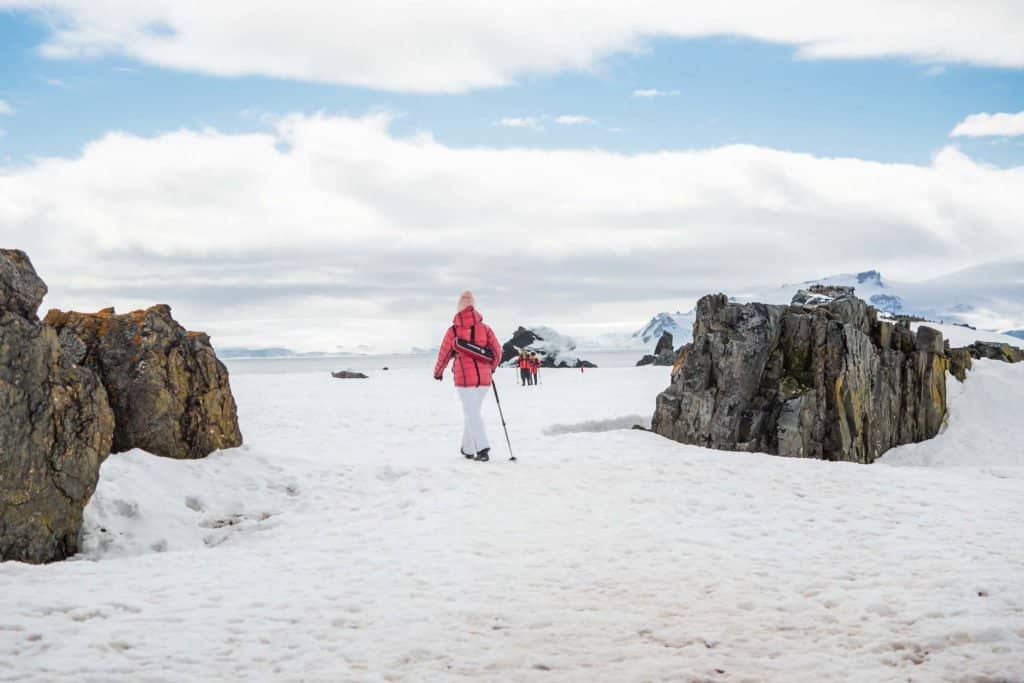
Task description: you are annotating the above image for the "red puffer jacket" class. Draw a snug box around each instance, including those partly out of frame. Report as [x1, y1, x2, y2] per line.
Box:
[434, 307, 503, 387]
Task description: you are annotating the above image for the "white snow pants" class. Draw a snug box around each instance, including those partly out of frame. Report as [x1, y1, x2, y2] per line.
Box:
[458, 385, 491, 455]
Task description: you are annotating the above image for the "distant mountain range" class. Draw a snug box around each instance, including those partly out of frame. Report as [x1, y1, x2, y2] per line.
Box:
[580, 262, 1024, 352]
[752, 263, 1024, 334]
[219, 262, 1024, 358]
[216, 347, 367, 359]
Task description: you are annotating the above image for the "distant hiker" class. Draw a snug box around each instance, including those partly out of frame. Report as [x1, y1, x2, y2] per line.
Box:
[433, 291, 503, 462]
[519, 350, 532, 386]
[529, 352, 540, 385]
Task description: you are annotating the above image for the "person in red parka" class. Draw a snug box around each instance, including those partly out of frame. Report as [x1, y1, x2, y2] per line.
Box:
[433, 291, 503, 462]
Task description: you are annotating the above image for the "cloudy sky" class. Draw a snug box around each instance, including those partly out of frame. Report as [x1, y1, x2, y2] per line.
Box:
[1, 2, 1023, 352]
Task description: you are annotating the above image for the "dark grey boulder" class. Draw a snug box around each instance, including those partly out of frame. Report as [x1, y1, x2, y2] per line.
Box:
[651, 289, 949, 464]
[1, 250, 115, 563]
[636, 331, 680, 367]
[332, 370, 368, 379]
[654, 331, 674, 356]
[0, 249, 47, 321]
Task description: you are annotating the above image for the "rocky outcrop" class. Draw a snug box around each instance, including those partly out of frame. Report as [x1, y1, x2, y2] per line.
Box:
[44, 305, 243, 460]
[500, 327, 541, 365]
[637, 331, 680, 367]
[963, 341, 1024, 364]
[1, 250, 115, 563]
[651, 288, 950, 463]
[500, 326, 597, 368]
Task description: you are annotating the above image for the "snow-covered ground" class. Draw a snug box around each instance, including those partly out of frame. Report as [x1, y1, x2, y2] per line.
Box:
[2, 359, 1024, 682]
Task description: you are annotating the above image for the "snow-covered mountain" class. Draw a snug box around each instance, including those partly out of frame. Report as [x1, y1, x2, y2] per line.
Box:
[633, 311, 694, 346]
[576, 262, 1024, 353]
[742, 263, 1024, 333]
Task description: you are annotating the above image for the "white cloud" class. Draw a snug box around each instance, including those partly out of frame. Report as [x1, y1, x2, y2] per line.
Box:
[0, 100, 13, 116]
[495, 116, 543, 130]
[1, 114, 1023, 350]
[924, 65, 946, 77]
[607, 127, 624, 133]
[950, 111, 1024, 138]
[1, 2, 1023, 92]
[555, 115, 595, 125]
[633, 89, 680, 98]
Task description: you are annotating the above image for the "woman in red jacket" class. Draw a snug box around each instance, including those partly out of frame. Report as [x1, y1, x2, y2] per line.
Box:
[433, 291, 503, 462]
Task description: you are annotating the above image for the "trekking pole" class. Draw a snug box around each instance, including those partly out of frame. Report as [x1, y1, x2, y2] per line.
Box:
[491, 379, 516, 462]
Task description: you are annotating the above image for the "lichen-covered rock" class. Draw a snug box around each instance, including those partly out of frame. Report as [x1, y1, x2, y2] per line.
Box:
[44, 305, 243, 460]
[965, 341, 1024, 364]
[651, 290, 949, 464]
[1, 250, 114, 563]
[948, 347, 973, 382]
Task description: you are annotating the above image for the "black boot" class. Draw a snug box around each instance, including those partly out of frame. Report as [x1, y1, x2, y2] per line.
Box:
[474, 448, 490, 462]
[461, 448, 475, 460]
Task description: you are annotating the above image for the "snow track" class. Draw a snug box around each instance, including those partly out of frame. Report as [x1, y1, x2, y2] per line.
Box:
[2, 364, 1022, 681]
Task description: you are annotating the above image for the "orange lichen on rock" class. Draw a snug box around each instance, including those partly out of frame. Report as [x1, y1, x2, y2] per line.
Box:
[44, 304, 243, 459]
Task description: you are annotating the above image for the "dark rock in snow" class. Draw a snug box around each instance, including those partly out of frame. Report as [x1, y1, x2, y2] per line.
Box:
[1, 250, 115, 563]
[500, 326, 597, 368]
[332, 370, 368, 379]
[654, 330, 674, 356]
[636, 331, 680, 367]
[963, 341, 1024, 364]
[651, 288, 950, 464]
[500, 327, 543, 365]
[0, 248, 48, 321]
[44, 305, 243, 460]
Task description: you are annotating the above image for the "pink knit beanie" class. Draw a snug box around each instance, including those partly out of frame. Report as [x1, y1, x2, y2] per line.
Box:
[457, 290, 475, 312]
